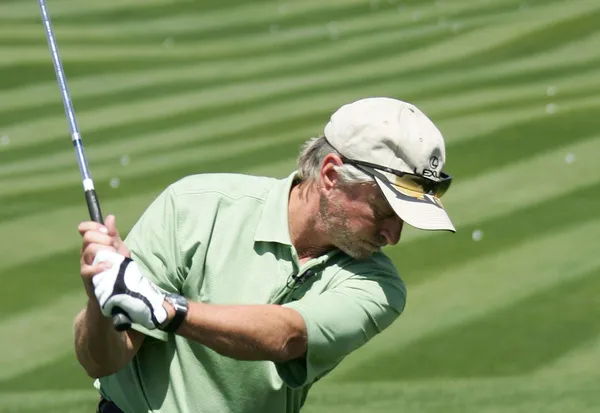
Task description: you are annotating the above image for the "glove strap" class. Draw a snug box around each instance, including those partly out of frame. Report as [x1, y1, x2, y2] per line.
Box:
[160, 293, 188, 333]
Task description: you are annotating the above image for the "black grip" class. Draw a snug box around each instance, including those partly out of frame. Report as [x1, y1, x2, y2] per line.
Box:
[84, 189, 104, 224]
[112, 312, 132, 332]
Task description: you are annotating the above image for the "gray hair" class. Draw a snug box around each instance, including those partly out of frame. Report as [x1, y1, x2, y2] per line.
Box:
[296, 136, 374, 185]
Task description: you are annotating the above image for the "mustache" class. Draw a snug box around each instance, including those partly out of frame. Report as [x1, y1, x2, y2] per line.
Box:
[369, 236, 387, 248]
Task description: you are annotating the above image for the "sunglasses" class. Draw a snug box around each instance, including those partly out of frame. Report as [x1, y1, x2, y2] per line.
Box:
[340, 157, 452, 198]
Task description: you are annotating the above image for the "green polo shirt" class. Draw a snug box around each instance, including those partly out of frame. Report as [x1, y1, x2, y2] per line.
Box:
[95, 172, 406, 413]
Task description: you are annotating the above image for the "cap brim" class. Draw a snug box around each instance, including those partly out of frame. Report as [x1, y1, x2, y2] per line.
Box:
[374, 175, 456, 232]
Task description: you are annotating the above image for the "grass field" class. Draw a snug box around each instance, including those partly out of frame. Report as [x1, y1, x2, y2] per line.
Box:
[1, 0, 600, 411]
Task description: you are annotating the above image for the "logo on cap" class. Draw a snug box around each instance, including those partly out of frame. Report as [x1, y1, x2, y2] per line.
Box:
[429, 156, 440, 169]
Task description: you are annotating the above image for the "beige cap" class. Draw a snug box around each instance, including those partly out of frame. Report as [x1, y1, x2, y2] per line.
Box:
[324, 97, 455, 232]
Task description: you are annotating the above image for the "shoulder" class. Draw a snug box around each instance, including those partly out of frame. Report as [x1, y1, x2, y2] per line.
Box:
[334, 251, 402, 281]
[331, 251, 406, 311]
[168, 173, 277, 201]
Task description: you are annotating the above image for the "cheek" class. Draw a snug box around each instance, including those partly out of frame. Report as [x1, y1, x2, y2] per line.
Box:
[346, 205, 379, 231]
[326, 191, 379, 231]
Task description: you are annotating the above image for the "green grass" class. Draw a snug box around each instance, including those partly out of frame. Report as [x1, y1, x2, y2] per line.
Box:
[1, 0, 600, 412]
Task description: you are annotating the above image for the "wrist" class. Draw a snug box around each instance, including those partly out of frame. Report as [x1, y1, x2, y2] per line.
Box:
[160, 299, 177, 328]
[158, 293, 188, 333]
[82, 279, 97, 300]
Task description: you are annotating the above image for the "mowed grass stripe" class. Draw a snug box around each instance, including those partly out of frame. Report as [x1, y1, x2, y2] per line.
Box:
[0, 21, 486, 150]
[5, 42, 597, 177]
[0, 292, 88, 382]
[329, 217, 600, 380]
[437, 69, 600, 145]
[0, 25, 600, 142]
[4, 36, 599, 170]
[2, 0, 566, 100]
[0, 3, 490, 102]
[447, 104, 600, 179]
[0, 389, 98, 413]
[2, 73, 599, 189]
[5, 28, 599, 149]
[303, 375, 600, 413]
[0, 250, 83, 321]
[402, 134, 600, 243]
[0, 0, 515, 90]
[43, 0, 462, 33]
[389, 179, 600, 287]
[1, 94, 599, 222]
[454, 8, 600, 68]
[2, 92, 599, 220]
[2, 0, 522, 45]
[3, 72, 598, 181]
[534, 332, 600, 378]
[0, 0, 271, 23]
[1, 3, 596, 117]
[0, 21, 478, 128]
[0, 0, 592, 71]
[345, 265, 600, 380]
[2, 2, 596, 146]
[1, 0, 377, 39]
[428, 69, 600, 121]
[2, 93, 599, 213]
[0, 0, 175, 20]
[0, 125, 317, 198]
[0, 351, 94, 391]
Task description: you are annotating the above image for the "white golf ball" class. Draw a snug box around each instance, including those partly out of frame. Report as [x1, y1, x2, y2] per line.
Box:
[1, 135, 9, 146]
[110, 177, 120, 188]
[120, 155, 130, 166]
[472, 229, 483, 242]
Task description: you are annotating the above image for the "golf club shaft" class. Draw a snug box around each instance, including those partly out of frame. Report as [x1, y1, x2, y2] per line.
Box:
[38, 0, 131, 332]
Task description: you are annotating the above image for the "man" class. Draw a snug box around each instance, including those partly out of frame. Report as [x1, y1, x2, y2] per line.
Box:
[75, 97, 455, 413]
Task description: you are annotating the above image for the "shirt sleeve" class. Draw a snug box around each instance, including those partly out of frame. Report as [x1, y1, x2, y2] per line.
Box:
[276, 268, 406, 388]
[123, 185, 184, 341]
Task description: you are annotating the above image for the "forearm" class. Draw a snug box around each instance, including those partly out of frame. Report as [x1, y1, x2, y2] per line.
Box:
[74, 298, 135, 378]
[177, 302, 307, 362]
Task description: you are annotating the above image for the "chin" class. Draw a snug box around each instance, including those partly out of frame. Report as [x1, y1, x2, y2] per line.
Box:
[341, 247, 375, 261]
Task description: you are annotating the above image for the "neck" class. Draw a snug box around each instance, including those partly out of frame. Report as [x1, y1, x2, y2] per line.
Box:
[288, 181, 333, 261]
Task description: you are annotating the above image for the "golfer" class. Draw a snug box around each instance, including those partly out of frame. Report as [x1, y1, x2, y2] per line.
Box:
[75, 97, 455, 413]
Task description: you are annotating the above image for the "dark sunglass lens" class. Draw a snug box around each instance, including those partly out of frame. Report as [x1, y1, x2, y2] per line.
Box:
[436, 179, 452, 198]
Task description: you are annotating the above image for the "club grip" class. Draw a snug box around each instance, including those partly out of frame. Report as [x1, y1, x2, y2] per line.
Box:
[112, 310, 132, 331]
[84, 189, 103, 224]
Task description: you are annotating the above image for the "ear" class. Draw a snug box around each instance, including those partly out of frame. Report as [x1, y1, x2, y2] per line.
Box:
[319, 153, 344, 195]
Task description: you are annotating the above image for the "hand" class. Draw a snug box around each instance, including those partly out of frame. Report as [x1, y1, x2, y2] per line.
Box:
[79, 214, 130, 298]
[92, 250, 168, 330]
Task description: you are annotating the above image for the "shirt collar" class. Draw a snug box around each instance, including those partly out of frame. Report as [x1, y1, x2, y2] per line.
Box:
[254, 171, 298, 245]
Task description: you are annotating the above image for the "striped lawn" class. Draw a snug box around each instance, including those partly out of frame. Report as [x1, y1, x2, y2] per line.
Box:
[1, 0, 599, 412]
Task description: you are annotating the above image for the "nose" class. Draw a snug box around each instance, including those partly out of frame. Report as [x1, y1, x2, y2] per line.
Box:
[380, 217, 403, 246]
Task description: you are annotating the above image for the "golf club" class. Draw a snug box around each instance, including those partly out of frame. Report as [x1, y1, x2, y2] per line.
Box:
[38, 0, 132, 332]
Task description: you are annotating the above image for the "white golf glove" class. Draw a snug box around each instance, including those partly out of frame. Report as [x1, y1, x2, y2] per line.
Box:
[92, 250, 168, 330]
